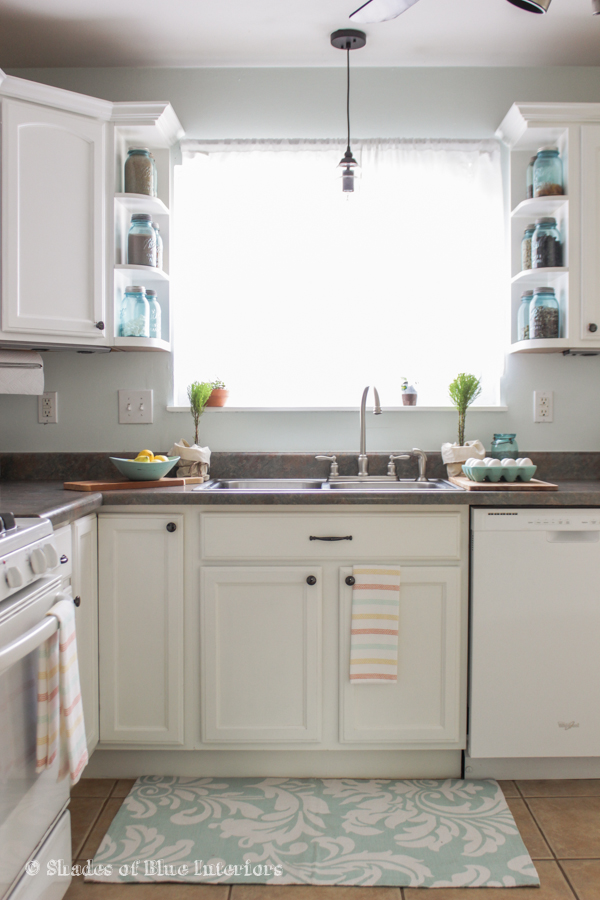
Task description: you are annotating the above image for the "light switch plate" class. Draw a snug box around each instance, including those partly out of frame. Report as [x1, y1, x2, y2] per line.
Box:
[119, 390, 153, 424]
[38, 392, 57, 424]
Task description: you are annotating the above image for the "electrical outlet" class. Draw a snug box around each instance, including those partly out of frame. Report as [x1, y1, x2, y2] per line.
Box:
[38, 392, 57, 424]
[534, 390, 553, 423]
[118, 390, 153, 424]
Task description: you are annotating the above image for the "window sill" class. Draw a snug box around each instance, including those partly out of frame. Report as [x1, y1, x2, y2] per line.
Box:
[167, 406, 508, 413]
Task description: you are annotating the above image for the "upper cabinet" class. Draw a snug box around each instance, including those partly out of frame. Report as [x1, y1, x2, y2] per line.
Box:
[497, 102, 600, 354]
[0, 70, 183, 351]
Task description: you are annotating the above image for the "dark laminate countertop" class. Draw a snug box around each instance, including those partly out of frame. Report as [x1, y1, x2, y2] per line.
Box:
[4, 481, 600, 525]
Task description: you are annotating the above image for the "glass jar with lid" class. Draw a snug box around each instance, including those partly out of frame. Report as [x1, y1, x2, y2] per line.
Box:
[530, 287, 559, 339]
[526, 155, 537, 200]
[533, 147, 564, 197]
[124, 148, 156, 196]
[521, 224, 535, 271]
[153, 222, 163, 271]
[128, 214, 156, 267]
[146, 288, 162, 339]
[517, 289, 534, 341]
[491, 434, 519, 460]
[120, 286, 149, 338]
[532, 217, 563, 268]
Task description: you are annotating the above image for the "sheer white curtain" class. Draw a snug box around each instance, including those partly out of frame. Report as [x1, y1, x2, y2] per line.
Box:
[172, 139, 506, 408]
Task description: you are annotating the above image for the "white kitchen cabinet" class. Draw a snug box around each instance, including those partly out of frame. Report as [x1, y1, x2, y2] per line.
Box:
[339, 566, 462, 744]
[98, 513, 184, 745]
[580, 125, 600, 341]
[200, 566, 322, 743]
[1, 96, 109, 344]
[72, 514, 99, 757]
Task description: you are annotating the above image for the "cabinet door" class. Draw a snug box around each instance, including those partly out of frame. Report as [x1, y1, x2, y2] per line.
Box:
[98, 514, 184, 744]
[1, 98, 107, 339]
[201, 567, 322, 743]
[581, 125, 600, 342]
[72, 515, 99, 757]
[340, 566, 463, 745]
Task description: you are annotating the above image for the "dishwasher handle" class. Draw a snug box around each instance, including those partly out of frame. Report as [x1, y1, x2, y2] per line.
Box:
[547, 531, 600, 543]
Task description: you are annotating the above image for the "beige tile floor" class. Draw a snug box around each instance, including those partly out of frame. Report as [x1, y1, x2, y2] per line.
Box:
[64, 778, 600, 899]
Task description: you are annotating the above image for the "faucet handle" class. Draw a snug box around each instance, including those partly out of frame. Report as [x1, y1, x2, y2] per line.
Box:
[316, 455, 339, 477]
[387, 454, 410, 477]
[412, 448, 428, 482]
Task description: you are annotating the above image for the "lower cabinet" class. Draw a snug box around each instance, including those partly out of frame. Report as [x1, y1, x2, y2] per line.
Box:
[200, 567, 322, 743]
[339, 566, 462, 744]
[72, 514, 99, 757]
[98, 513, 184, 745]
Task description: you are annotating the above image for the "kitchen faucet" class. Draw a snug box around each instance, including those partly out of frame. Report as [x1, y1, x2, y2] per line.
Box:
[387, 448, 429, 481]
[357, 385, 382, 476]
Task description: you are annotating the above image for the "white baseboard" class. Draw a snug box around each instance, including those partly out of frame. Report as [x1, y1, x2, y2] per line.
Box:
[84, 749, 461, 780]
[465, 756, 600, 779]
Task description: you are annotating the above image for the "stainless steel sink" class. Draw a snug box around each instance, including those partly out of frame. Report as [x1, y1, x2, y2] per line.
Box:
[198, 478, 326, 491]
[323, 479, 462, 491]
[196, 478, 462, 492]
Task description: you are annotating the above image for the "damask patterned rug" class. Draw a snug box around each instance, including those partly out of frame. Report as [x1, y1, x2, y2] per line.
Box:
[87, 777, 539, 888]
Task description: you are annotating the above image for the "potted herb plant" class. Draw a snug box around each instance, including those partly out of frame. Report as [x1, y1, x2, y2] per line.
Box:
[187, 381, 213, 445]
[206, 379, 229, 407]
[442, 373, 485, 476]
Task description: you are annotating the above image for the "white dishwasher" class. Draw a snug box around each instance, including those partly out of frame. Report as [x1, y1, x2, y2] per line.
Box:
[469, 508, 600, 763]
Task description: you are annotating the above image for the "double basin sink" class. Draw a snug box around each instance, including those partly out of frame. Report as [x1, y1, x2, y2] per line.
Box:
[197, 478, 462, 493]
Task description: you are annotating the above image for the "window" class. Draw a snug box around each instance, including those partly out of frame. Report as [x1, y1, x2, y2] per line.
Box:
[172, 139, 506, 408]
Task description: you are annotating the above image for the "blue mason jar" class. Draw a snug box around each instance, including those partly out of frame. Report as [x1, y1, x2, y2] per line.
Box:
[533, 147, 564, 197]
[517, 290, 533, 341]
[491, 434, 519, 460]
[153, 222, 163, 271]
[128, 213, 156, 267]
[120, 285, 149, 338]
[146, 288, 162, 339]
[530, 287, 559, 339]
[124, 148, 156, 196]
[521, 224, 535, 271]
[532, 217, 563, 268]
[526, 155, 537, 200]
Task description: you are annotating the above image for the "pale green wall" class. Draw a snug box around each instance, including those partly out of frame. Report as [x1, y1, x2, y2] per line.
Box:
[2, 66, 600, 452]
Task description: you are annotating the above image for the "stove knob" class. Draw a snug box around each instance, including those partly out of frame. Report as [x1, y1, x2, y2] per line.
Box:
[30, 548, 48, 575]
[6, 566, 23, 589]
[43, 544, 59, 568]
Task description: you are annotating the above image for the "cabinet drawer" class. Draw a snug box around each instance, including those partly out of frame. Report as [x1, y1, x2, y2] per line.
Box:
[201, 513, 461, 561]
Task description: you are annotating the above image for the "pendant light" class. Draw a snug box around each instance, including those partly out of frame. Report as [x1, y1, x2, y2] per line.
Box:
[593, 0, 600, 14]
[350, 0, 420, 24]
[505, 0, 551, 11]
[330, 29, 366, 193]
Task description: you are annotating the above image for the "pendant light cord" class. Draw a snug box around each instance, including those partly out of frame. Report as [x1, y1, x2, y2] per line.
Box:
[346, 46, 351, 152]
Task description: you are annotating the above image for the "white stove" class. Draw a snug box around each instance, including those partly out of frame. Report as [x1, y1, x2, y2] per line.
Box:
[0, 513, 73, 900]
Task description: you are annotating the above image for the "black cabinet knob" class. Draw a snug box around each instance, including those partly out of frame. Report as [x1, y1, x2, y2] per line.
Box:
[95, 321, 105, 330]
[345, 576, 356, 586]
[306, 575, 317, 585]
[166, 522, 177, 532]
[73, 596, 81, 607]
[589, 323, 598, 333]
[60, 554, 68, 564]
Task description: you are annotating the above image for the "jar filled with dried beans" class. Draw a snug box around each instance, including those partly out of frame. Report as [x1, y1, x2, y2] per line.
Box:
[533, 147, 563, 197]
[517, 290, 534, 341]
[530, 287, 559, 339]
[532, 217, 563, 268]
[521, 224, 535, 271]
[124, 148, 156, 196]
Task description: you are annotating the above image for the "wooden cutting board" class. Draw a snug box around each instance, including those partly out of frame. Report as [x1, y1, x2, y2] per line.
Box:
[449, 475, 558, 491]
[64, 477, 206, 492]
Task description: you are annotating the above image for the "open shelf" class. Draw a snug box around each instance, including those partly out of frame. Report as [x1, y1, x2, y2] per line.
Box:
[508, 338, 573, 354]
[113, 336, 171, 352]
[115, 264, 169, 282]
[511, 196, 568, 219]
[114, 193, 170, 216]
[511, 267, 568, 287]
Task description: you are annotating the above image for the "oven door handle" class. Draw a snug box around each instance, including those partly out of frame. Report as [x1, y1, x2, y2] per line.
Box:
[0, 615, 58, 673]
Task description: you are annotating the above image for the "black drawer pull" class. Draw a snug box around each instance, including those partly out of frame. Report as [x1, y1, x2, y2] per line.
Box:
[73, 596, 81, 607]
[309, 535, 353, 542]
[345, 576, 356, 586]
[306, 575, 317, 585]
[60, 554, 68, 564]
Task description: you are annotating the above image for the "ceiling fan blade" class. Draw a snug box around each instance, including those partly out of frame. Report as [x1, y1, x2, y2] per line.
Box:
[350, 0, 421, 24]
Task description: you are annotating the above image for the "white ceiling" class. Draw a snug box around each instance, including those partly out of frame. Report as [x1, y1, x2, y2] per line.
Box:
[0, 0, 599, 69]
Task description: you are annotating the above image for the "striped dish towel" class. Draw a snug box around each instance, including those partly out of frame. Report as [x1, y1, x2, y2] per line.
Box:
[36, 596, 88, 785]
[350, 566, 401, 683]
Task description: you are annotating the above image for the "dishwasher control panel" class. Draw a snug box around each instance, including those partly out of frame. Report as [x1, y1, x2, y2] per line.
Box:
[472, 509, 600, 531]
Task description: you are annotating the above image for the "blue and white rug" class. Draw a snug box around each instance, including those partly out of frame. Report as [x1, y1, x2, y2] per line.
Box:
[87, 776, 539, 888]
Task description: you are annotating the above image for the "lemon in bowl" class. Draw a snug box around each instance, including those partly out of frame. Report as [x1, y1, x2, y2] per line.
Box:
[110, 456, 180, 481]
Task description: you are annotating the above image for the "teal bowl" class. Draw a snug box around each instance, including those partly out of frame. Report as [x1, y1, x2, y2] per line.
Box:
[110, 456, 180, 482]
[462, 464, 537, 483]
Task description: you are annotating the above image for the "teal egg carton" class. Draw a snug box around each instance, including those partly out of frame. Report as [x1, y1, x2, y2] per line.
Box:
[462, 464, 537, 483]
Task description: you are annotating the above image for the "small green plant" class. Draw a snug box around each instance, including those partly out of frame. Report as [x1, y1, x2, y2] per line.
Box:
[210, 379, 226, 390]
[187, 381, 213, 445]
[448, 373, 482, 447]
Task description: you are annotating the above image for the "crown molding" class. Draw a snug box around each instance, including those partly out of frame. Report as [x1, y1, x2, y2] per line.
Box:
[0, 68, 113, 119]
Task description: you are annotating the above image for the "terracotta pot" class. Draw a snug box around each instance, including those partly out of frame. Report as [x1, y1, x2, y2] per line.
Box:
[206, 389, 229, 407]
